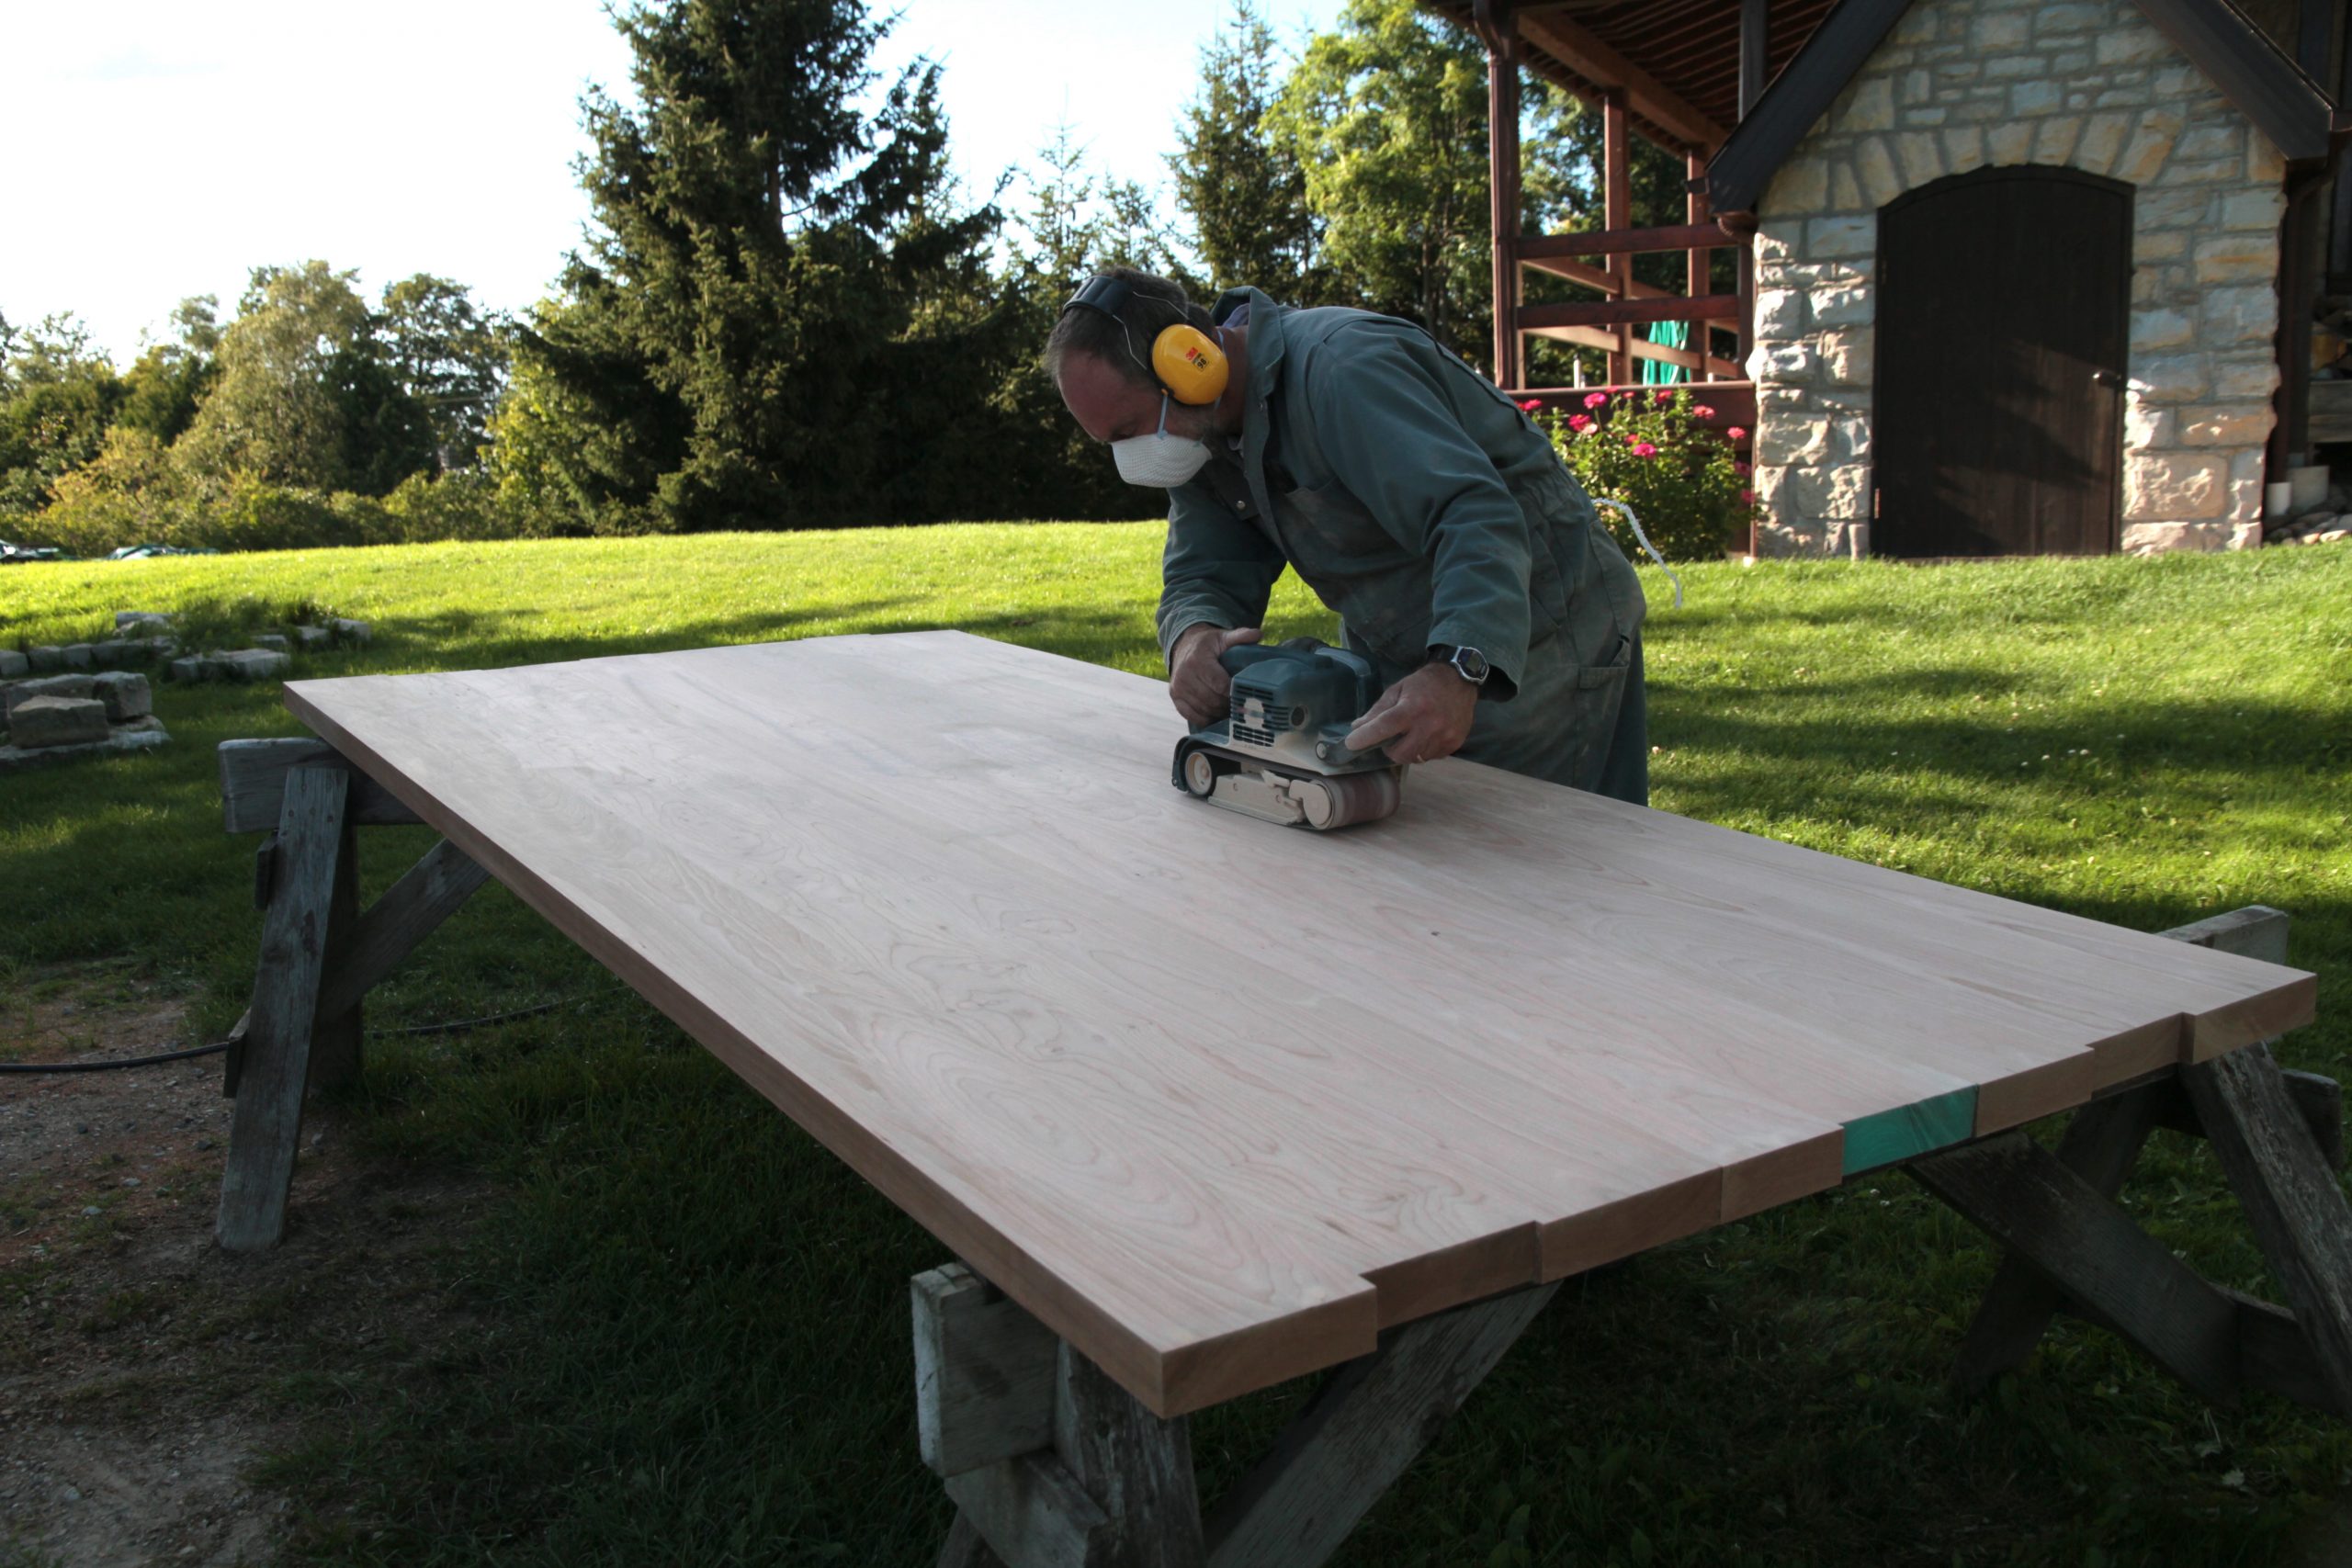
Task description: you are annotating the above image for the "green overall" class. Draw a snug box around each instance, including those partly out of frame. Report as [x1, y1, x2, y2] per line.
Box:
[1158, 288, 1651, 806]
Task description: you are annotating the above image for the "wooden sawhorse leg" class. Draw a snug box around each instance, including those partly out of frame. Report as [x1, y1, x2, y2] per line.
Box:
[213, 742, 490, 1253]
[914, 1265, 1559, 1568]
[1919, 907, 2352, 1420]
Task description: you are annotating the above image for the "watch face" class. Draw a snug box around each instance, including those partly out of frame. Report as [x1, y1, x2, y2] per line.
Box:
[1456, 647, 1490, 683]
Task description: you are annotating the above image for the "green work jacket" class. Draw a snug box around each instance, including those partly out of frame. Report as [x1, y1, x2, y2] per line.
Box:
[1158, 289, 1645, 707]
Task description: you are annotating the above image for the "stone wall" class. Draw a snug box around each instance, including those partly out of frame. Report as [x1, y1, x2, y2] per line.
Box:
[1747, 0, 2288, 556]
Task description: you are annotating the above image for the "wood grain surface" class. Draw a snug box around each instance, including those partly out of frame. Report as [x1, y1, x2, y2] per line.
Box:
[280, 631, 2314, 1415]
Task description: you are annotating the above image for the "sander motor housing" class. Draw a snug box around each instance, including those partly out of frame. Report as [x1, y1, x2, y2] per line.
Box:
[1169, 639, 1408, 830]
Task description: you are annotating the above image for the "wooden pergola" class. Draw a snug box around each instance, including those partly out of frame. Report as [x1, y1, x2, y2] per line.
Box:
[1443, 0, 1834, 417]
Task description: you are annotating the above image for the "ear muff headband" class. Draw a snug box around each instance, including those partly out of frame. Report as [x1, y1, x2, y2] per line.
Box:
[1061, 276, 1230, 406]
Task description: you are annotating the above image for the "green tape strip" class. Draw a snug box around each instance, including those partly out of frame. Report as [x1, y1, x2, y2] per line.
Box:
[1841, 1086, 1980, 1176]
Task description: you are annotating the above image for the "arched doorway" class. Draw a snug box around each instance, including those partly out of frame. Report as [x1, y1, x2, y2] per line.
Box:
[1872, 167, 2132, 557]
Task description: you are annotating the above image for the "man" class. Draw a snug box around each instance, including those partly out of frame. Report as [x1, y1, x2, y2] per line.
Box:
[1048, 267, 1649, 806]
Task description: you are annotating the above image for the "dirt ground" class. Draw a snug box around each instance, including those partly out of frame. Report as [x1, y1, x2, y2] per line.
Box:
[1, 966, 481, 1568]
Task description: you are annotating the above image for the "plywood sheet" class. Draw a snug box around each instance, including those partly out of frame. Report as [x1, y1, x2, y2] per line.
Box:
[283, 632, 2314, 1415]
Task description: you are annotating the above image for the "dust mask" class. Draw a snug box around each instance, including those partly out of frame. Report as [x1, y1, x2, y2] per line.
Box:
[1111, 393, 1214, 488]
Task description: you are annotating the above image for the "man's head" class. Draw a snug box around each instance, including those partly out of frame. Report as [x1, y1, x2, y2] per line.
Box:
[1047, 268, 1238, 486]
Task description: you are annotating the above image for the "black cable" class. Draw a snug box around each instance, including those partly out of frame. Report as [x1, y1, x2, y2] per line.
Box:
[0, 986, 630, 1074]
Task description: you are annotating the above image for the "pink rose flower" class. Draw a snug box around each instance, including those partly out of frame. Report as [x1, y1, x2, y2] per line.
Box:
[1633, 442, 1658, 457]
[1734, 460, 1751, 476]
[1583, 391, 1609, 409]
[1517, 399, 1543, 412]
[1727, 426, 1747, 440]
[1567, 413, 1592, 431]
[1693, 404, 1715, 419]
[1740, 488, 1758, 504]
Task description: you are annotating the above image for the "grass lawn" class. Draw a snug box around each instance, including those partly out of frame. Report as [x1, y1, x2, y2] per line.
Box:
[3, 531, 2347, 1567]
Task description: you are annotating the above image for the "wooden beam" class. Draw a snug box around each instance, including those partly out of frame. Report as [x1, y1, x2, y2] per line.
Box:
[1738, 0, 1770, 117]
[2132, 0, 2337, 163]
[1204, 1282, 1558, 1568]
[1603, 90, 1632, 385]
[1521, 295, 1745, 330]
[1515, 8, 1728, 152]
[1488, 41, 1524, 389]
[1706, 0, 1914, 212]
[2182, 1043, 2352, 1418]
[314, 836, 492, 1038]
[1517, 222, 1738, 259]
[915, 1264, 1061, 1479]
[216, 765, 350, 1252]
[1522, 321, 1742, 378]
[220, 737, 423, 834]
[1911, 1133, 2245, 1407]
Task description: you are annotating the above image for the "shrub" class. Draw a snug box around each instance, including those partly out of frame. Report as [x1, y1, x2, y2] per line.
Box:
[1532, 388, 1754, 563]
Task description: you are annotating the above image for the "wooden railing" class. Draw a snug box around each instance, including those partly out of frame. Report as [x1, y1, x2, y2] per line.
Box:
[1509, 220, 1746, 383]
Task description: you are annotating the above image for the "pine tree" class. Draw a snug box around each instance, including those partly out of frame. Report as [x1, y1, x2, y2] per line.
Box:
[1170, 2, 1319, 301]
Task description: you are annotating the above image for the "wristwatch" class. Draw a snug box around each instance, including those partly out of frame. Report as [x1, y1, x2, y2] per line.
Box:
[1433, 645, 1491, 686]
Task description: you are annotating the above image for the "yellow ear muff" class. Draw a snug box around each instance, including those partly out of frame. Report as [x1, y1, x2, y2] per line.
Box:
[1152, 324, 1228, 405]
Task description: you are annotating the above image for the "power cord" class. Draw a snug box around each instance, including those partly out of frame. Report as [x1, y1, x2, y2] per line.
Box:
[0, 987, 628, 1075]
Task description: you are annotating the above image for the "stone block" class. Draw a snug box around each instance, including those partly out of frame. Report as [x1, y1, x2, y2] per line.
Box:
[1972, 13, 2030, 49]
[2249, 136, 2284, 185]
[295, 625, 332, 650]
[1900, 68, 1931, 107]
[0, 649, 25, 679]
[2135, 231, 2187, 261]
[10, 695, 109, 749]
[1829, 414, 1873, 463]
[2211, 357, 2278, 400]
[1771, 157, 1829, 210]
[2114, 115, 2181, 184]
[2174, 124, 2241, 163]
[1890, 6, 1938, 45]
[89, 671, 152, 722]
[2192, 235, 2275, 284]
[91, 639, 130, 670]
[2034, 3, 2104, 37]
[2030, 115, 2085, 165]
[1855, 138, 1905, 207]
[2173, 404, 2267, 446]
[2124, 400, 2176, 448]
[168, 655, 217, 683]
[2123, 521, 2232, 554]
[1986, 121, 2032, 165]
[2132, 354, 2208, 401]
[1756, 414, 1828, 468]
[328, 618, 372, 647]
[1758, 341, 1819, 383]
[1895, 130, 1945, 187]
[254, 633, 289, 652]
[1941, 126, 1986, 175]
[2125, 452, 2229, 521]
[1808, 215, 1874, 258]
[2203, 285, 2275, 345]
[4, 674, 96, 718]
[2130, 309, 2192, 352]
[1780, 463, 1871, 518]
[115, 611, 171, 633]
[2096, 26, 2173, 68]
[1905, 106, 1950, 128]
[1838, 75, 1895, 134]
[0, 716, 168, 775]
[1812, 285, 1873, 327]
[1829, 163, 1862, 210]
[2166, 156, 2243, 184]
[1755, 288, 1807, 338]
[1818, 330, 1873, 387]
[2219, 189, 2283, 231]
[61, 644, 94, 671]
[216, 649, 292, 682]
[2075, 111, 2132, 175]
[2010, 80, 2063, 117]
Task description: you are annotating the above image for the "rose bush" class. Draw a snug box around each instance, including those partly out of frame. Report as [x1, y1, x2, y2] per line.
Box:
[1524, 387, 1753, 562]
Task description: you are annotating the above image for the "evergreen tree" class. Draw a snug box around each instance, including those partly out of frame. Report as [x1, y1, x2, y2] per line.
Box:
[1170, 2, 1319, 301]
[514, 0, 1001, 532]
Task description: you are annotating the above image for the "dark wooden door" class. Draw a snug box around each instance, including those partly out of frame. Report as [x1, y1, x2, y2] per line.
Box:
[1873, 168, 2131, 557]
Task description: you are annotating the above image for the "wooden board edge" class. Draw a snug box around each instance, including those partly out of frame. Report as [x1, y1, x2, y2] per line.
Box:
[2089, 1017, 2188, 1089]
[1362, 1224, 1543, 1331]
[1537, 1168, 1720, 1280]
[2186, 972, 2321, 1063]
[1973, 1053, 2099, 1138]
[1151, 1289, 1384, 1419]
[1720, 1130, 1847, 1222]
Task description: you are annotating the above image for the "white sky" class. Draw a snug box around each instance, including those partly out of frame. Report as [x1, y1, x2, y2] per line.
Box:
[2, 0, 1344, 367]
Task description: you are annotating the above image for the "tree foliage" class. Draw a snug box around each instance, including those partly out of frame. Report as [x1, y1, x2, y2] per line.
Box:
[1171, 2, 1319, 301]
[0, 313, 124, 516]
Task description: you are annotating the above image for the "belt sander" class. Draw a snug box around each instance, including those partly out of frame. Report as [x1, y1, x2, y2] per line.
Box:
[1169, 639, 1407, 830]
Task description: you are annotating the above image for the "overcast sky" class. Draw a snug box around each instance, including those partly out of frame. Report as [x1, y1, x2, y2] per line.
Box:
[2, 0, 1345, 366]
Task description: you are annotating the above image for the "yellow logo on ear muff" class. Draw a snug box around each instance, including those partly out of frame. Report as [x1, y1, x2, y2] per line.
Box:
[1153, 324, 1228, 405]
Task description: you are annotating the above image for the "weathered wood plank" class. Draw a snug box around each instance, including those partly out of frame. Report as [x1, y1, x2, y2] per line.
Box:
[2163, 905, 2290, 965]
[1911, 1132, 2242, 1406]
[945, 1450, 1114, 1568]
[1951, 1084, 2162, 1388]
[937, 1511, 1007, 1568]
[306, 816, 364, 1092]
[2181, 1044, 2352, 1417]
[1054, 1342, 1203, 1568]
[916, 1264, 1060, 1479]
[2143, 1069, 2345, 1171]
[1204, 1281, 1560, 1568]
[215, 765, 349, 1251]
[2219, 1286, 2351, 1420]
[219, 738, 422, 834]
[312, 838, 491, 1025]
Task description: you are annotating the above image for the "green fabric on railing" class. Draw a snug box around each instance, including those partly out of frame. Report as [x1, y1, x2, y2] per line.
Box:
[1642, 320, 1689, 384]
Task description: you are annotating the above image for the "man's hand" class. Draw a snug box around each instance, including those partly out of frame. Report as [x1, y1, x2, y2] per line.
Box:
[1169, 624, 1261, 728]
[1343, 660, 1479, 765]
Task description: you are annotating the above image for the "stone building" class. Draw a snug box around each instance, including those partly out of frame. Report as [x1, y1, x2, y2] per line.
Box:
[1459, 0, 2347, 558]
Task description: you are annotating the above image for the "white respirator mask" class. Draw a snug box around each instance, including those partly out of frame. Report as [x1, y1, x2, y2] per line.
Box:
[1111, 393, 1214, 488]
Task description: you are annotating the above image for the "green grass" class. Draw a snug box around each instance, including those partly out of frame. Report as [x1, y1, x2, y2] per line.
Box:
[3, 532, 2348, 1567]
